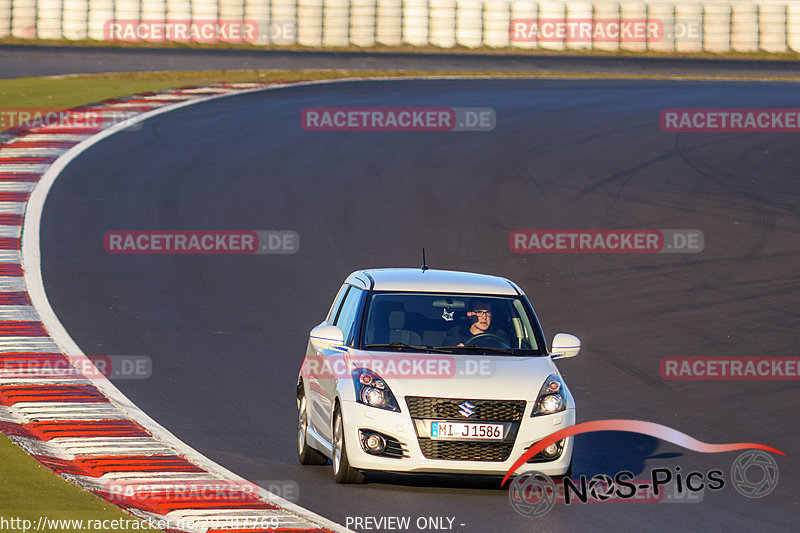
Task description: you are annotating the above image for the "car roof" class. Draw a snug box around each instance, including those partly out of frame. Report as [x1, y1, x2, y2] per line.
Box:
[345, 268, 521, 295]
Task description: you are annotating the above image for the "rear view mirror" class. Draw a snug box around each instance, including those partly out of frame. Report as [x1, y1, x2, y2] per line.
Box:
[432, 299, 465, 309]
[551, 333, 581, 359]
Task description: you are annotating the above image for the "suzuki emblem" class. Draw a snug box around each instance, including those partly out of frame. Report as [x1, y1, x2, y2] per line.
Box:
[458, 401, 476, 417]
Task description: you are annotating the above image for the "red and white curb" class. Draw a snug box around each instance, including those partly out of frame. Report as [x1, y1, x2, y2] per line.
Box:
[0, 82, 351, 533]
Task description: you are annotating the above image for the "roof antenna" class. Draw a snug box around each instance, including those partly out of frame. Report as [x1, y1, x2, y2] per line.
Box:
[421, 248, 429, 271]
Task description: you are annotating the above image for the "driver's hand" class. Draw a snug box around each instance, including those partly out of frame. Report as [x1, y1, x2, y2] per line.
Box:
[457, 343, 464, 347]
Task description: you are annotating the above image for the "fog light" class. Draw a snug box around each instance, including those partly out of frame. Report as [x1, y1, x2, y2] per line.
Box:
[543, 443, 560, 457]
[364, 433, 386, 453]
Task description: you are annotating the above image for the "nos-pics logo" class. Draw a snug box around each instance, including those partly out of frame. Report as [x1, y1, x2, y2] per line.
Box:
[509, 450, 779, 517]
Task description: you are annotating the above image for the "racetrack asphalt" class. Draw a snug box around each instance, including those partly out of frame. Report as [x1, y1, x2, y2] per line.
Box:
[39, 78, 798, 532]
[2, 43, 800, 79]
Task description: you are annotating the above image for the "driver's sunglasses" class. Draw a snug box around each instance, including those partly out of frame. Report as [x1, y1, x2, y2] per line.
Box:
[471, 310, 491, 317]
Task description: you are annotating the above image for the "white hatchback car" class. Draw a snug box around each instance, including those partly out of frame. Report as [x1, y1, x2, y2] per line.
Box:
[297, 268, 580, 483]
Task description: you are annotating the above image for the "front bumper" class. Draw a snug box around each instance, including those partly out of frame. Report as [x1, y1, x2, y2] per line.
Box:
[339, 399, 574, 476]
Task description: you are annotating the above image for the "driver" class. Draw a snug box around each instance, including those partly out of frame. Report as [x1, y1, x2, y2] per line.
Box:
[443, 299, 509, 347]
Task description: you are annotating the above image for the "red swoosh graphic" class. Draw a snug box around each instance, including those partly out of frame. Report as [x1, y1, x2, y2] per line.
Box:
[501, 419, 785, 487]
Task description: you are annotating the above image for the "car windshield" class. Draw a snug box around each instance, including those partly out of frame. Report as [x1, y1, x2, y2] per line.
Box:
[360, 292, 545, 356]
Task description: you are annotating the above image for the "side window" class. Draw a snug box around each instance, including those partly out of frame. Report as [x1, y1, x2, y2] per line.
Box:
[325, 284, 349, 324]
[334, 287, 365, 346]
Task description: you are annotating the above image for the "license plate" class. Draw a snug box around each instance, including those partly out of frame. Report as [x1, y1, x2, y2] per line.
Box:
[430, 422, 504, 440]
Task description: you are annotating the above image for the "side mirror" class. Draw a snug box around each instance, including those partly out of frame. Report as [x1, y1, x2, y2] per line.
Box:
[551, 333, 580, 359]
[310, 324, 344, 344]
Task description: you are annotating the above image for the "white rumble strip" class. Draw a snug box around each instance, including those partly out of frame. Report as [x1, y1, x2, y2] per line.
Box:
[0, 147, 67, 157]
[0, 163, 51, 173]
[0, 379, 93, 386]
[0, 337, 60, 351]
[0, 276, 27, 291]
[9, 133, 93, 143]
[0, 82, 355, 533]
[0, 201, 27, 214]
[0, 182, 37, 192]
[0, 305, 41, 320]
[0, 226, 23, 237]
[10, 402, 127, 421]
[10, 435, 177, 459]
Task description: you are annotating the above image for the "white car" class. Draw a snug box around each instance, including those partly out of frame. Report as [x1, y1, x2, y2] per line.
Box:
[296, 268, 580, 483]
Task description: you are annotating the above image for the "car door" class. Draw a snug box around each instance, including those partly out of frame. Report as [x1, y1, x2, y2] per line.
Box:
[306, 284, 348, 442]
[310, 285, 365, 444]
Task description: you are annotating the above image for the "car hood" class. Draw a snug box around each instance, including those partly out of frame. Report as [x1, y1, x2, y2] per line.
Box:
[345, 350, 561, 401]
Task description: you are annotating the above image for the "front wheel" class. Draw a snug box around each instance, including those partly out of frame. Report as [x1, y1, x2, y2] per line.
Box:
[297, 395, 327, 465]
[332, 408, 365, 483]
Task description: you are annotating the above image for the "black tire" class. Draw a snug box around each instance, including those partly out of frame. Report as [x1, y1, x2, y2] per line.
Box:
[297, 395, 327, 465]
[332, 408, 365, 483]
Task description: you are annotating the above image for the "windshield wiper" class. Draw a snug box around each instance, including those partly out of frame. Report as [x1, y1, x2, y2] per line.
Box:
[363, 343, 455, 354]
[437, 344, 517, 356]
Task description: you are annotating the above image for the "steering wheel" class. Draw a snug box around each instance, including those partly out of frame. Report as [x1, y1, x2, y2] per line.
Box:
[464, 333, 512, 349]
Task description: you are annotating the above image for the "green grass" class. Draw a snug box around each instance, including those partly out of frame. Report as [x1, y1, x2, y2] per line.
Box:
[3, 67, 800, 118]
[0, 433, 157, 531]
[1, 69, 524, 113]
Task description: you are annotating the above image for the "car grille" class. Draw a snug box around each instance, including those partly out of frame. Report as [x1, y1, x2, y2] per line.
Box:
[417, 439, 514, 462]
[405, 397, 526, 422]
[383, 435, 408, 459]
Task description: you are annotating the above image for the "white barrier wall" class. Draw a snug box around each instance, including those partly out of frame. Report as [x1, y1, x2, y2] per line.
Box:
[403, 0, 429, 46]
[63, 0, 89, 40]
[759, 3, 787, 52]
[298, 0, 323, 46]
[457, 0, 482, 47]
[351, 0, 377, 47]
[484, 0, 510, 48]
[9, 0, 36, 38]
[2, 0, 799, 53]
[675, 2, 703, 52]
[429, 0, 455, 49]
[0, 0, 10, 37]
[87, 0, 112, 40]
[37, 0, 62, 40]
[788, 3, 800, 52]
[620, 2, 646, 52]
[376, 0, 402, 45]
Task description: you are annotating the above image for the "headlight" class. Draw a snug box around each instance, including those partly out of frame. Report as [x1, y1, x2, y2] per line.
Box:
[352, 368, 400, 412]
[540, 394, 562, 413]
[532, 374, 566, 416]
